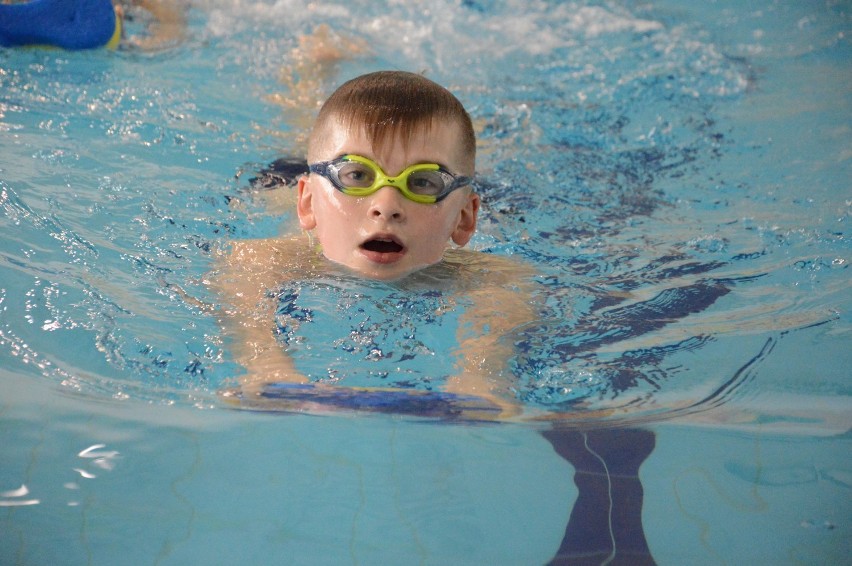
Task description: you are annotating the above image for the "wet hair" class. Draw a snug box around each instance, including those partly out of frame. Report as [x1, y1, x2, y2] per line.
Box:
[308, 71, 476, 172]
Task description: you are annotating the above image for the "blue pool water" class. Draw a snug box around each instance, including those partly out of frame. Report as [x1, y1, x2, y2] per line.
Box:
[1, 0, 850, 563]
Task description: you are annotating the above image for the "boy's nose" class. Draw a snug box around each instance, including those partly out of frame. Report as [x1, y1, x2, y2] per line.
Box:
[368, 186, 406, 221]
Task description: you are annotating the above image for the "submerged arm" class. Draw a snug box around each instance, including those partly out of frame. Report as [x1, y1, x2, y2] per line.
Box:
[209, 237, 312, 390]
[445, 252, 539, 418]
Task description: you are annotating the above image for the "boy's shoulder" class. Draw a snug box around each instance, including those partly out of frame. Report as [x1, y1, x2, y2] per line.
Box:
[218, 234, 322, 279]
[444, 246, 532, 270]
[442, 247, 537, 287]
[212, 235, 322, 307]
[225, 234, 301, 255]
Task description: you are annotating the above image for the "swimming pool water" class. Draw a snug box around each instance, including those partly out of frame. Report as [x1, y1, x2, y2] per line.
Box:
[1, 0, 849, 563]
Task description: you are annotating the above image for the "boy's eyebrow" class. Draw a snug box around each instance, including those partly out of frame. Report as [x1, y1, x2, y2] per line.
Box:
[326, 153, 459, 173]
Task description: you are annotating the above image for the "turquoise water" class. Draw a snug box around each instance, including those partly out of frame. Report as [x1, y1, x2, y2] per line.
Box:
[1, 0, 850, 563]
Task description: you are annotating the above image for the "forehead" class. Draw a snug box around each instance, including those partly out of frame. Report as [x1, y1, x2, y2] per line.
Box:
[311, 117, 471, 173]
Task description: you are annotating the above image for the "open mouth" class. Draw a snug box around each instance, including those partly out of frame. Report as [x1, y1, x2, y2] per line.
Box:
[360, 238, 404, 254]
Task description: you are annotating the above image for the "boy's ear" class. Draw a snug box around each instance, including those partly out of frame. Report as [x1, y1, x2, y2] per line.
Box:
[451, 192, 480, 246]
[296, 175, 317, 230]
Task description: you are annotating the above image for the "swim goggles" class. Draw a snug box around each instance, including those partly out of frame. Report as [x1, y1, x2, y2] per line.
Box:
[308, 154, 472, 204]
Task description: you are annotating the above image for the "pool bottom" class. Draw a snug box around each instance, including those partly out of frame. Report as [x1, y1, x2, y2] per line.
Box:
[1, 370, 848, 565]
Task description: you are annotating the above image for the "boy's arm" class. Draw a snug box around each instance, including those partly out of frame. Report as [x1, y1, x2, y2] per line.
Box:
[211, 26, 366, 392]
[445, 252, 539, 418]
[209, 237, 310, 389]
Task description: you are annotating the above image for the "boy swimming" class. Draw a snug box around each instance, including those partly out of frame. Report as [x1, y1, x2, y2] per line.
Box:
[214, 70, 537, 419]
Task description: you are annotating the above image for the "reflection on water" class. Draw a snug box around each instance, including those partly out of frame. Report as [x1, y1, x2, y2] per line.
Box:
[0, 443, 120, 509]
[0, 485, 39, 507]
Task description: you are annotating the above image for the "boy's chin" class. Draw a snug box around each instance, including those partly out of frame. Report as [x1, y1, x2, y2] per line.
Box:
[327, 255, 437, 281]
[352, 263, 425, 281]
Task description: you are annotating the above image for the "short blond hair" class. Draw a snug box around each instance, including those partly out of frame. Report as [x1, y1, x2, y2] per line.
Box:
[308, 71, 476, 171]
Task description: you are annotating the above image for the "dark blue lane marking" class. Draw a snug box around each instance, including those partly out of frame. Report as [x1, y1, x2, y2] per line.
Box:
[541, 427, 657, 566]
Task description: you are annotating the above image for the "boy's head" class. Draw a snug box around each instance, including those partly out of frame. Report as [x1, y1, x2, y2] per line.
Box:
[307, 71, 476, 174]
[297, 71, 480, 280]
